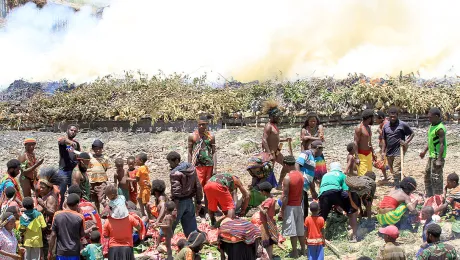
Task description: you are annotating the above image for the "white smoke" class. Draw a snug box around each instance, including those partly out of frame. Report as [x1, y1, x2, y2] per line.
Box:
[1, 0, 460, 87]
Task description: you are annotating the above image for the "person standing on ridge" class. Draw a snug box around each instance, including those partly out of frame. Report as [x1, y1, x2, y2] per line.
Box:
[19, 137, 44, 198]
[354, 109, 376, 176]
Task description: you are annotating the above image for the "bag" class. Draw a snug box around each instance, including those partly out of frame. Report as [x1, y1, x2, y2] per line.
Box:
[346, 176, 376, 197]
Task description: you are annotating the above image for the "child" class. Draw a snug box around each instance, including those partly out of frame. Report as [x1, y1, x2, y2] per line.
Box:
[114, 158, 130, 202]
[20, 197, 47, 260]
[136, 153, 151, 217]
[127, 156, 138, 205]
[88, 139, 110, 212]
[159, 201, 176, 260]
[81, 231, 103, 260]
[376, 225, 405, 260]
[176, 239, 187, 252]
[147, 180, 167, 225]
[345, 143, 357, 176]
[375, 111, 390, 182]
[304, 201, 325, 260]
[175, 231, 207, 260]
[417, 206, 435, 257]
[437, 173, 460, 216]
[0, 186, 21, 215]
[257, 182, 278, 260]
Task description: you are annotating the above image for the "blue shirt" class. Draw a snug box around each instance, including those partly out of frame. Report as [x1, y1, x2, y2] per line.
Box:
[383, 120, 413, 156]
[296, 150, 316, 192]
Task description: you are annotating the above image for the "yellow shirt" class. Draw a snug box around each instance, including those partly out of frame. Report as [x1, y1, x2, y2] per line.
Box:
[22, 214, 46, 248]
[136, 165, 150, 190]
[87, 155, 110, 183]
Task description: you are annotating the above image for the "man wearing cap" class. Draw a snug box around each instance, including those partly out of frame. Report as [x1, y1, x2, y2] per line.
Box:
[295, 140, 323, 218]
[376, 225, 405, 260]
[382, 106, 415, 186]
[58, 124, 81, 208]
[88, 139, 110, 212]
[71, 152, 92, 202]
[354, 109, 376, 176]
[19, 137, 44, 197]
[318, 162, 358, 242]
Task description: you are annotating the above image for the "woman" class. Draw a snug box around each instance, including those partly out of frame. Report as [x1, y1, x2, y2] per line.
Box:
[376, 177, 421, 226]
[102, 190, 142, 260]
[204, 173, 249, 225]
[246, 153, 275, 210]
[35, 167, 62, 258]
[18, 138, 44, 198]
[300, 112, 325, 151]
[218, 216, 262, 260]
[0, 212, 22, 260]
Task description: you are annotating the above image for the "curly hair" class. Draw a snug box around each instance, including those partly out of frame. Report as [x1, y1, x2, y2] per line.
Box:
[151, 179, 166, 195]
[400, 176, 417, 195]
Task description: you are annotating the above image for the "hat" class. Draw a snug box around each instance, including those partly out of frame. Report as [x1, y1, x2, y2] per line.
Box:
[330, 162, 342, 172]
[24, 137, 37, 144]
[109, 196, 129, 219]
[187, 231, 207, 248]
[311, 140, 324, 149]
[379, 225, 399, 239]
[92, 139, 104, 148]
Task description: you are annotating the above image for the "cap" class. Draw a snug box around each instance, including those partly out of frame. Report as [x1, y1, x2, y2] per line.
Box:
[379, 225, 399, 239]
[330, 162, 342, 172]
[24, 137, 37, 144]
[92, 139, 104, 148]
[187, 231, 207, 248]
[311, 140, 324, 148]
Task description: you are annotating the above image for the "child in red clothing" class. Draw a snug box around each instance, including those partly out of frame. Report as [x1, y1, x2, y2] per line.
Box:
[127, 156, 138, 205]
[304, 201, 325, 260]
[258, 182, 278, 260]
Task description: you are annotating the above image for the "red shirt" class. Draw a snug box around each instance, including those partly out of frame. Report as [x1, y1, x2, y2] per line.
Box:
[304, 215, 325, 245]
[260, 197, 276, 222]
[102, 215, 140, 248]
[287, 170, 303, 206]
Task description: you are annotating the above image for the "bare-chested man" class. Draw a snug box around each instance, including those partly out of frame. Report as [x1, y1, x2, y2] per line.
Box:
[261, 100, 291, 188]
[354, 109, 376, 176]
[19, 138, 44, 197]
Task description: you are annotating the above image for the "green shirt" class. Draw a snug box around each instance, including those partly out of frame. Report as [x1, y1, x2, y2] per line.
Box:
[428, 122, 447, 158]
[81, 243, 103, 260]
[319, 170, 348, 196]
[417, 242, 458, 260]
[209, 173, 235, 192]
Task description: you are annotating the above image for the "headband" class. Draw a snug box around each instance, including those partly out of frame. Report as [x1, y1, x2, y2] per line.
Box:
[24, 138, 37, 144]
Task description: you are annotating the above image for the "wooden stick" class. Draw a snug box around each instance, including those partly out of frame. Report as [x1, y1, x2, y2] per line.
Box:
[325, 240, 341, 258]
[400, 144, 405, 177]
[288, 139, 293, 156]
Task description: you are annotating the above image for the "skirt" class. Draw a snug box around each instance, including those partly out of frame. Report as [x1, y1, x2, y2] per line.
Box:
[220, 241, 257, 260]
[108, 246, 135, 260]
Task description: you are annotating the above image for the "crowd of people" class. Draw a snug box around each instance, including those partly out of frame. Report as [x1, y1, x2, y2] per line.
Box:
[0, 100, 458, 260]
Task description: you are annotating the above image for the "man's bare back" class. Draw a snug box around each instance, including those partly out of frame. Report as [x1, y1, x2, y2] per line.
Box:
[355, 124, 372, 151]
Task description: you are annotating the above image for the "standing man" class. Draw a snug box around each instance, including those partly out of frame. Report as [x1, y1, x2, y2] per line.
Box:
[382, 107, 415, 186]
[420, 108, 447, 197]
[261, 100, 292, 188]
[57, 125, 81, 209]
[279, 156, 306, 258]
[167, 151, 202, 237]
[48, 193, 86, 260]
[19, 137, 44, 197]
[188, 115, 216, 215]
[354, 109, 376, 176]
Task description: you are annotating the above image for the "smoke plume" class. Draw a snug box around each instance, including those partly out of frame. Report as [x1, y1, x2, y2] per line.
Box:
[1, 0, 460, 87]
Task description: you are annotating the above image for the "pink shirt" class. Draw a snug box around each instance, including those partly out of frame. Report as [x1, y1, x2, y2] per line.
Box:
[0, 227, 17, 260]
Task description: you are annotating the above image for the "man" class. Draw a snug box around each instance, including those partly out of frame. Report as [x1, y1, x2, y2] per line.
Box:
[49, 193, 86, 260]
[295, 140, 322, 218]
[188, 115, 216, 215]
[279, 155, 305, 258]
[417, 223, 458, 259]
[382, 106, 415, 186]
[354, 109, 376, 176]
[71, 152, 92, 202]
[420, 108, 447, 197]
[0, 159, 23, 201]
[261, 100, 292, 188]
[58, 124, 81, 208]
[167, 151, 203, 237]
[318, 162, 358, 242]
[19, 137, 44, 197]
[87, 139, 110, 212]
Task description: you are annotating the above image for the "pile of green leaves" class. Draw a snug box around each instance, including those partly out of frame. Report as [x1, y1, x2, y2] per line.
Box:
[1, 71, 460, 128]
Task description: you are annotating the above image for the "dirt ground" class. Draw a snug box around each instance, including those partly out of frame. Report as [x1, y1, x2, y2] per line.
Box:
[0, 123, 459, 259]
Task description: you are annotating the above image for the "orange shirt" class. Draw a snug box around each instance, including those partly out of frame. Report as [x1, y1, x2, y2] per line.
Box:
[136, 165, 150, 190]
[304, 216, 325, 245]
[102, 215, 140, 248]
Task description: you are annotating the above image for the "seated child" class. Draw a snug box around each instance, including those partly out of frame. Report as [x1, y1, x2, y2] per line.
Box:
[81, 231, 103, 260]
[175, 231, 207, 260]
[376, 225, 405, 260]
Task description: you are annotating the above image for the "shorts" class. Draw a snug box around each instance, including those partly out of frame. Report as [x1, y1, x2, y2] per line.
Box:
[282, 205, 304, 237]
[24, 247, 41, 260]
[319, 190, 356, 221]
[350, 191, 372, 210]
[118, 188, 130, 202]
[204, 181, 234, 212]
[196, 166, 213, 187]
[91, 182, 107, 204]
[138, 187, 151, 204]
[56, 256, 80, 260]
[358, 153, 373, 176]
